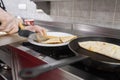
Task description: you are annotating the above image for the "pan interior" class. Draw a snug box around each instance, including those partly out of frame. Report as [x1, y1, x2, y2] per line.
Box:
[68, 37, 120, 64]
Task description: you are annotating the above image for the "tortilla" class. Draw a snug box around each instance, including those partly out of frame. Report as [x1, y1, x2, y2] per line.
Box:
[42, 37, 61, 44]
[60, 36, 77, 43]
[37, 35, 77, 44]
[78, 41, 120, 60]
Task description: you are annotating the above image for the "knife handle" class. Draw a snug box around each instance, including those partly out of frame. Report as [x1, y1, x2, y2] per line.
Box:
[19, 55, 88, 79]
[19, 64, 53, 79]
[18, 30, 34, 37]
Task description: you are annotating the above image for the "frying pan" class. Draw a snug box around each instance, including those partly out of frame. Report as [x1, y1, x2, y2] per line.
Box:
[68, 37, 120, 71]
[69, 37, 120, 63]
[19, 36, 120, 79]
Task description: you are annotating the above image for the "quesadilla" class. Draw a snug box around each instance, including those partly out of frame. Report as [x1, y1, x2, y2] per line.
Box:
[60, 36, 77, 43]
[78, 41, 120, 60]
[37, 35, 77, 44]
[42, 37, 61, 44]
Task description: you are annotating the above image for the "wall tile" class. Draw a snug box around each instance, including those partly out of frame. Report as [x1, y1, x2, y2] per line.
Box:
[57, 1, 73, 17]
[50, 0, 117, 28]
[51, 2, 58, 16]
[90, 20, 113, 28]
[112, 21, 120, 29]
[115, 0, 120, 21]
[73, 0, 91, 19]
[91, 0, 115, 22]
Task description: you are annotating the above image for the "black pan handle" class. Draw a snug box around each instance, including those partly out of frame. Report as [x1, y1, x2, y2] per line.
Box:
[18, 30, 34, 37]
[19, 55, 88, 79]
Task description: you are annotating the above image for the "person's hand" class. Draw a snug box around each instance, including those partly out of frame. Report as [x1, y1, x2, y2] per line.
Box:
[2, 18, 23, 34]
[0, 8, 22, 34]
[24, 25, 47, 36]
[0, 8, 47, 35]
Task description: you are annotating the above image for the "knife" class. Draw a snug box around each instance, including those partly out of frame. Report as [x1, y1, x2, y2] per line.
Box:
[18, 23, 49, 42]
[18, 23, 34, 37]
[19, 55, 88, 79]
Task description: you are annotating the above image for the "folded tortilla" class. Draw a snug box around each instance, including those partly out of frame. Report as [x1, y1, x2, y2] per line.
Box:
[78, 41, 120, 60]
[60, 36, 77, 43]
[42, 37, 61, 44]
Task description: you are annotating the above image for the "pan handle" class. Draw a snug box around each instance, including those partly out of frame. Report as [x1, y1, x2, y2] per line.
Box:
[18, 30, 34, 37]
[19, 55, 88, 79]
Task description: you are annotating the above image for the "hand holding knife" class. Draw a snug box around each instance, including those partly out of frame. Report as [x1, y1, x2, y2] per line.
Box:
[18, 21, 48, 42]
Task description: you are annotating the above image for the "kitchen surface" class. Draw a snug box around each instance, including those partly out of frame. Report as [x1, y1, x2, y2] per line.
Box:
[1, 0, 120, 80]
[0, 21, 120, 80]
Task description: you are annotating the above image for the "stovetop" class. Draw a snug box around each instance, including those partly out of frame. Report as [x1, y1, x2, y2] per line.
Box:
[22, 42, 120, 80]
[22, 42, 75, 60]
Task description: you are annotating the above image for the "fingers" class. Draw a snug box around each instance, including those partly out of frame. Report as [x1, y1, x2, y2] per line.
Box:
[42, 28, 47, 36]
[0, 26, 6, 30]
[0, 19, 18, 34]
[0, 9, 18, 34]
[25, 25, 47, 36]
[7, 24, 19, 34]
[34, 25, 47, 36]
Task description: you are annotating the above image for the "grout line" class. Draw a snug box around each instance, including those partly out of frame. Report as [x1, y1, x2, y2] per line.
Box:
[112, 0, 117, 26]
[89, 0, 93, 23]
[57, 1, 59, 16]
[71, 0, 74, 23]
[71, 24, 74, 34]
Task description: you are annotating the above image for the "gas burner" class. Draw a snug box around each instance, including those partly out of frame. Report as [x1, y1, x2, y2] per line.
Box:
[22, 42, 75, 60]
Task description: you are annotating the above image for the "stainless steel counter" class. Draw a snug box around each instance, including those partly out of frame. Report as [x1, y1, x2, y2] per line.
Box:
[35, 20, 120, 39]
[1, 21, 120, 80]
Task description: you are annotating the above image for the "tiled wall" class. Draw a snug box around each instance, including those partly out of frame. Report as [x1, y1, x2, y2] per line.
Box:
[51, 0, 120, 29]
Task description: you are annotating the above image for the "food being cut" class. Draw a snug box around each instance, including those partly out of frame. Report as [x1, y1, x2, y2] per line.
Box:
[78, 41, 120, 60]
[42, 37, 61, 44]
[37, 35, 77, 44]
[60, 36, 77, 43]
